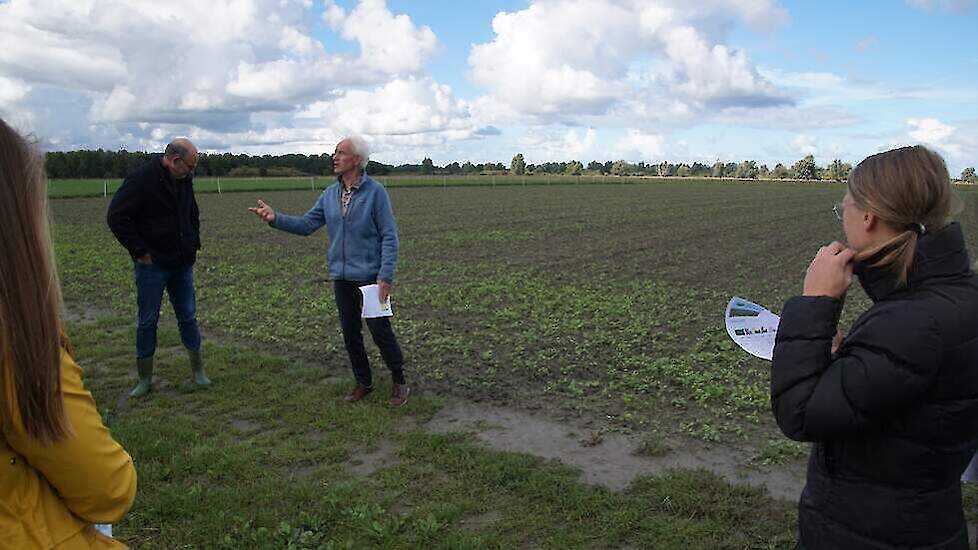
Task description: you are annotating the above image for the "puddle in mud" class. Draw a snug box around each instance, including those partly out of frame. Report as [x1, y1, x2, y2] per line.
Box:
[426, 400, 805, 500]
[426, 399, 978, 550]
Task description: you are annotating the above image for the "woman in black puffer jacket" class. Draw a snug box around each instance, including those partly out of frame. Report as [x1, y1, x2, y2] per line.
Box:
[772, 145, 978, 549]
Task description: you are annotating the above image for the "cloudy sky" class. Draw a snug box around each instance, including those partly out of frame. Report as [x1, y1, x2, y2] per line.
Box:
[0, 0, 975, 172]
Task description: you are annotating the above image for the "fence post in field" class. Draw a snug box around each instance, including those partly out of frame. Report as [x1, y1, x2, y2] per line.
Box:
[217, 177, 221, 194]
[103, 180, 107, 197]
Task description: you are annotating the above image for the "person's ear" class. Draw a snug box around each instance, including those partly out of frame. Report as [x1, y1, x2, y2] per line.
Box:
[864, 211, 878, 232]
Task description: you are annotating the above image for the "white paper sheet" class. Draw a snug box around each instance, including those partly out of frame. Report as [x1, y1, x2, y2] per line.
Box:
[963, 450, 978, 482]
[358, 284, 393, 318]
[725, 297, 780, 361]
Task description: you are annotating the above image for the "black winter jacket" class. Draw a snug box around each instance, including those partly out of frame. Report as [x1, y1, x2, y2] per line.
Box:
[772, 222, 978, 549]
[106, 156, 201, 269]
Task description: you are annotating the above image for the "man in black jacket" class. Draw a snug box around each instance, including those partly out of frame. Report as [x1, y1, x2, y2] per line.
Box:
[107, 138, 210, 398]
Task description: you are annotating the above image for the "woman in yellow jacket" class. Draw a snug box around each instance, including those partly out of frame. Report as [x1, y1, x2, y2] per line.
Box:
[0, 118, 137, 548]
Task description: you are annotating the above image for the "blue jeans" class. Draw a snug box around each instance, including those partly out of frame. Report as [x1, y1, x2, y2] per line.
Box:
[134, 262, 201, 358]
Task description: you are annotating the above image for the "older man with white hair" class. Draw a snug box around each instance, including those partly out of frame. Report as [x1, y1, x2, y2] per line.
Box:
[249, 136, 408, 407]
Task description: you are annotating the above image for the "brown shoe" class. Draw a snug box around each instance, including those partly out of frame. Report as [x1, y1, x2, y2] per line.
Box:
[344, 384, 373, 403]
[389, 384, 410, 408]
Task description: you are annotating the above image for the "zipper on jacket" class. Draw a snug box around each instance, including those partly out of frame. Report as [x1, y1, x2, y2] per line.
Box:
[339, 186, 346, 280]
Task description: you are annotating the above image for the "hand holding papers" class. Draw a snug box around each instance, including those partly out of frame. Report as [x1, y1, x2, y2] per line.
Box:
[359, 284, 393, 318]
[725, 297, 780, 361]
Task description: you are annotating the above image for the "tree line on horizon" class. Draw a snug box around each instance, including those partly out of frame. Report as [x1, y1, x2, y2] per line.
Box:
[43, 148, 978, 183]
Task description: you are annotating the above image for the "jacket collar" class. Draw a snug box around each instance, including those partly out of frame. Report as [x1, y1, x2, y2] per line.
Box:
[153, 154, 192, 187]
[156, 155, 173, 185]
[336, 170, 367, 190]
[855, 222, 972, 302]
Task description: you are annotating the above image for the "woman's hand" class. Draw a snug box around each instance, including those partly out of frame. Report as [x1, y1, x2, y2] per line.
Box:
[804, 241, 855, 299]
[831, 328, 845, 354]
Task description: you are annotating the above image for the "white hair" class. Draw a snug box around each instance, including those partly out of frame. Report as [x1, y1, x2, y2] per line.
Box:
[344, 135, 370, 169]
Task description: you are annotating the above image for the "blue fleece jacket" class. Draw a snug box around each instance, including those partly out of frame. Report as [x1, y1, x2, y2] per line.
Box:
[270, 174, 399, 282]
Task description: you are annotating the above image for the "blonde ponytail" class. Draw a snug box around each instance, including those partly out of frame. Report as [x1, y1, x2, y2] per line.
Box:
[848, 145, 955, 289]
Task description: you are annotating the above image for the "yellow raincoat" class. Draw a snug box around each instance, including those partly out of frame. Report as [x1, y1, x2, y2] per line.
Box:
[1, 342, 137, 548]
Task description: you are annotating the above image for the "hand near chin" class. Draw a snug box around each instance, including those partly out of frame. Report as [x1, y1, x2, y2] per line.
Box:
[804, 241, 855, 299]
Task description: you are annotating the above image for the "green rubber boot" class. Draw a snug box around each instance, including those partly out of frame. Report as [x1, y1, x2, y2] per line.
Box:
[189, 350, 211, 386]
[129, 357, 153, 398]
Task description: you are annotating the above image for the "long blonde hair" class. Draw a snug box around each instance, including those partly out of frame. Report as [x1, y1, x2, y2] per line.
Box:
[0, 118, 69, 444]
[849, 145, 956, 287]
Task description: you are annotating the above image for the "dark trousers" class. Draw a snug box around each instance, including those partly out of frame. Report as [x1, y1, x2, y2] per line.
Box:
[134, 262, 201, 358]
[333, 280, 405, 386]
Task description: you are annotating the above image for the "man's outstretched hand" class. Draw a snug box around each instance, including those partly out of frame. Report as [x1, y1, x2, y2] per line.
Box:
[248, 199, 276, 223]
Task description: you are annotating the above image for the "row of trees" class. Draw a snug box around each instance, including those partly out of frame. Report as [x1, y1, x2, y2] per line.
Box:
[509, 155, 977, 183]
[41, 148, 977, 183]
[41, 148, 493, 179]
[393, 156, 836, 180]
[510, 154, 851, 181]
[397, 158, 507, 175]
[963, 167, 977, 183]
[44, 150, 343, 179]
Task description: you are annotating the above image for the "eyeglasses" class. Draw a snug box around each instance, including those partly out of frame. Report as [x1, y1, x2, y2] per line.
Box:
[176, 156, 198, 172]
[832, 202, 844, 221]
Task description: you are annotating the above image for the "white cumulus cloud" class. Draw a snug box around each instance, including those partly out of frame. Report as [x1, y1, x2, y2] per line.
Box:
[614, 129, 666, 160]
[469, 0, 792, 123]
[785, 134, 847, 162]
[0, 0, 475, 156]
[324, 0, 439, 76]
[875, 117, 978, 174]
[790, 134, 818, 156]
[296, 77, 477, 138]
[518, 126, 599, 162]
[0, 76, 31, 107]
[903, 117, 978, 171]
[907, 117, 956, 144]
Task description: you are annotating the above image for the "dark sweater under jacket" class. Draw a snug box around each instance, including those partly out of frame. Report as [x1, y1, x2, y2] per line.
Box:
[106, 155, 200, 269]
[772, 222, 978, 549]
